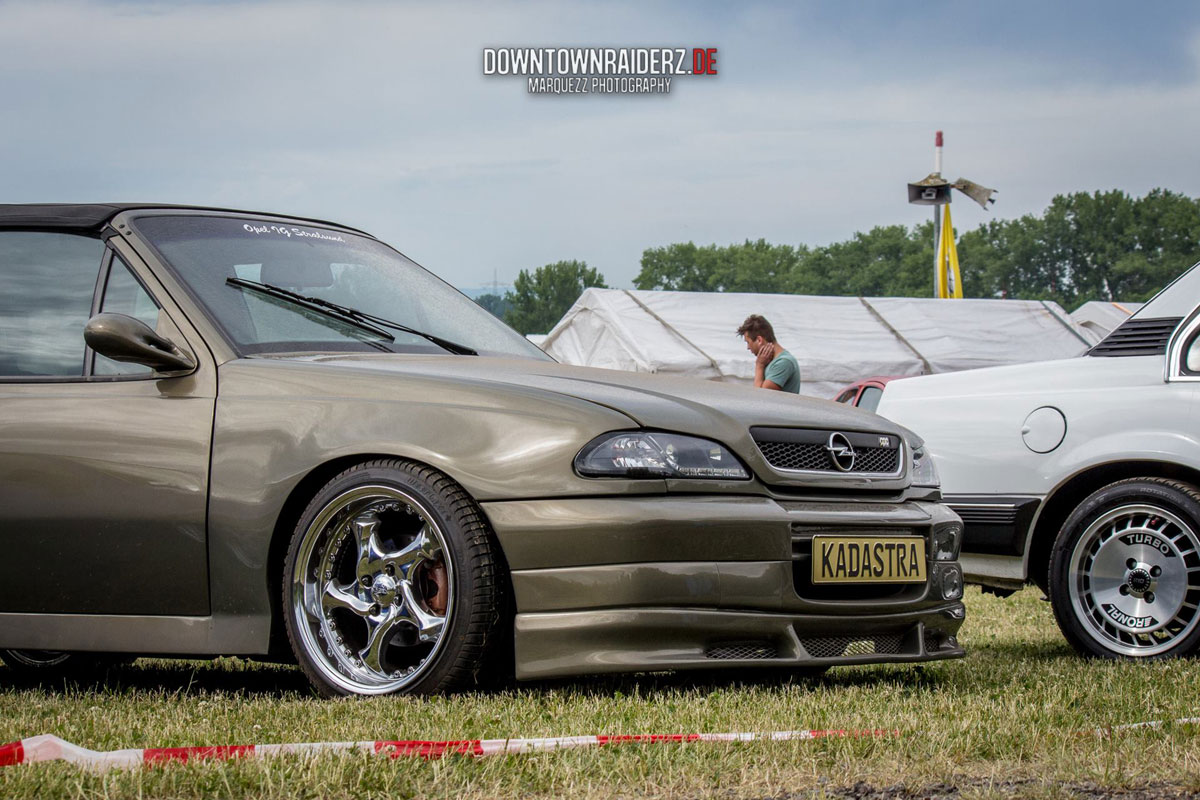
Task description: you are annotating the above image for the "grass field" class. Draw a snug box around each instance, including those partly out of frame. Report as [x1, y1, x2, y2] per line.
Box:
[2, 587, 1199, 799]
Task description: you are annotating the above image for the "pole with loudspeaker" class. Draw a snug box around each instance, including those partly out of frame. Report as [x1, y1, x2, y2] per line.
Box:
[906, 131, 997, 298]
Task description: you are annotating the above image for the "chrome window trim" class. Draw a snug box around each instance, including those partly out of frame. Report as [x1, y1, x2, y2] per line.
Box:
[1165, 304, 1200, 383]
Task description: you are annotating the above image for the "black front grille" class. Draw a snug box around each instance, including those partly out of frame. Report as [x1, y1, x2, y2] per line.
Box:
[853, 446, 901, 474]
[705, 642, 777, 660]
[1089, 316, 1182, 357]
[758, 442, 898, 474]
[751, 428, 902, 475]
[801, 634, 903, 659]
[757, 440, 830, 471]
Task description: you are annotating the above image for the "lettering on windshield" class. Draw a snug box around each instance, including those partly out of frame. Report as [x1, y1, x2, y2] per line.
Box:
[242, 223, 346, 243]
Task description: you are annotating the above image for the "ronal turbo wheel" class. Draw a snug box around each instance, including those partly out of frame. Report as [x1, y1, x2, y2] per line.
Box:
[1049, 478, 1200, 659]
[283, 460, 504, 696]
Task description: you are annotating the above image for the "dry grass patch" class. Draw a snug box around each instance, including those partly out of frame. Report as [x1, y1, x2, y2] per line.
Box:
[1, 588, 1198, 798]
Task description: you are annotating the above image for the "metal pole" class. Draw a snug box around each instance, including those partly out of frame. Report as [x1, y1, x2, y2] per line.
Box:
[933, 206, 941, 298]
[933, 131, 943, 298]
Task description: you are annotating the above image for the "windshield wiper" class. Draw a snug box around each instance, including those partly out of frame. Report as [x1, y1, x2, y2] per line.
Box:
[227, 278, 394, 344]
[226, 278, 478, 356]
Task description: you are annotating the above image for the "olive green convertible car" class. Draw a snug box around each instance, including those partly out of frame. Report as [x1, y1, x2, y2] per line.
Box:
[0, 204, 966, 696]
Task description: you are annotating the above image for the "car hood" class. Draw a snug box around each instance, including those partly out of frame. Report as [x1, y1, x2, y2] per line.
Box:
[270, 353, 911, 439]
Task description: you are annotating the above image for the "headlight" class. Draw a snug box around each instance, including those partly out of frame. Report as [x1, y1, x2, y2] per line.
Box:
[911, 444, 940, 488]
[575, 432, 750, 480]
[932, 522, 962, 561]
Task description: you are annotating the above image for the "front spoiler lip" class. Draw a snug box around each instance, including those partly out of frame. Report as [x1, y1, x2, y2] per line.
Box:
[513, 603, 966, 680]
[484, 494, 965, 680]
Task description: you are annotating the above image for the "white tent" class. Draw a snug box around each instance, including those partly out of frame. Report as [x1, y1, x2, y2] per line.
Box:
[542, 289, 1095, 398]
[1070, 300, 1143, 342]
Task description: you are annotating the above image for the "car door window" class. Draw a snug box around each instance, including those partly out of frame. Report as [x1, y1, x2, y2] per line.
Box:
[93, 254, 165, 376]
[1187, 334, 1200, 373]
[858, 385, 884, 412]
[835, 389, 856, 404]
[0, 232, 103, 378]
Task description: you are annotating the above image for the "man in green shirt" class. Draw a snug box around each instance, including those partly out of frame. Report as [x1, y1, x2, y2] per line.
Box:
[736, 314, 800, 393]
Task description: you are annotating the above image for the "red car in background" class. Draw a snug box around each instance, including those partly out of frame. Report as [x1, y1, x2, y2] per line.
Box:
[833, 376, 905, 413]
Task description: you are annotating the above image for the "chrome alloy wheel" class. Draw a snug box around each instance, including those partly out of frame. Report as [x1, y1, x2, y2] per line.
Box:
[1068, 504, 1200, 657]
[291, 485, 453, 694]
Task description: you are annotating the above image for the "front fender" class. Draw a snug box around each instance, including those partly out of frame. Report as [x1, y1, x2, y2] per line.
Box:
[204, 359, 654, 631]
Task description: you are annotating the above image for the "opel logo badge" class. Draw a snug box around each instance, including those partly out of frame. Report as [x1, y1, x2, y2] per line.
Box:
[826, 432, 856, 472]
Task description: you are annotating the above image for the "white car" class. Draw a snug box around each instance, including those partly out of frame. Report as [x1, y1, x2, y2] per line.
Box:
[878, 264, 1200, 660]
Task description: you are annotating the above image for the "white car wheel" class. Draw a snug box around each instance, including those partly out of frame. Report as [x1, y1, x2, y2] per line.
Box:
[1049, 478, 1200, 659]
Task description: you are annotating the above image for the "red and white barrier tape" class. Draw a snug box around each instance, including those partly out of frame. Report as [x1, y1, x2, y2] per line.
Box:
[4, 716, 1196, 771]
[0, 729, 894, 771]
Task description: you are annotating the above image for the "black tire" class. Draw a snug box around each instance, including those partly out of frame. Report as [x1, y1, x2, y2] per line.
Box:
[0, 649, 132, 677]
[283, 459, 506, 697]
[1048, 478, 1200, 659]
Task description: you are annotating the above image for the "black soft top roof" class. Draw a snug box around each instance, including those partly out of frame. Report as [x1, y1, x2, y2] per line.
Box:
[0, 203, 368, 235]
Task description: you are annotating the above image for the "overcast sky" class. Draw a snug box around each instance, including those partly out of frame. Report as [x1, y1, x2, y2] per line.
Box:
[3, 1, 1199, 291]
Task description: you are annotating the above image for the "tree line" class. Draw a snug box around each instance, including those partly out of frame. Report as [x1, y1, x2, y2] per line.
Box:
[482, 189, 1200, 335]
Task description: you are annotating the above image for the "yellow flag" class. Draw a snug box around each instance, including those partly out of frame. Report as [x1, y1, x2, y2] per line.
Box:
[936, 204, 963, 299]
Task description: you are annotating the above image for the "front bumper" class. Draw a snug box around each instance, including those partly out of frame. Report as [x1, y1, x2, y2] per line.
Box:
[482, 495, 966, 680]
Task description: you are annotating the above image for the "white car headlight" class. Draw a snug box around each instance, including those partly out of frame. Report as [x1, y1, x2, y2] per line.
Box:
[911, 444, 941, 488]
[575, 432, 749, 480]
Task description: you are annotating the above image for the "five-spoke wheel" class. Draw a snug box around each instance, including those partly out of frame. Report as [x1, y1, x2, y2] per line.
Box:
[1050, 479, 1200, 659]
[283, 460, 504, 696]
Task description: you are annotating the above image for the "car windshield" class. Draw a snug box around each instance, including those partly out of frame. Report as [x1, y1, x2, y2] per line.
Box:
[131, 214, 550, 360]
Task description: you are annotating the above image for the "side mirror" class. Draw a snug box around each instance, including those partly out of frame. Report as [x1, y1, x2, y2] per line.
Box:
[84, 313, 196, 373]
[1188, 335, 1200, 373]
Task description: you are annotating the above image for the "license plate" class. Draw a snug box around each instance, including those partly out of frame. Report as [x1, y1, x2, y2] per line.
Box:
[812, 536, 927, 584]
